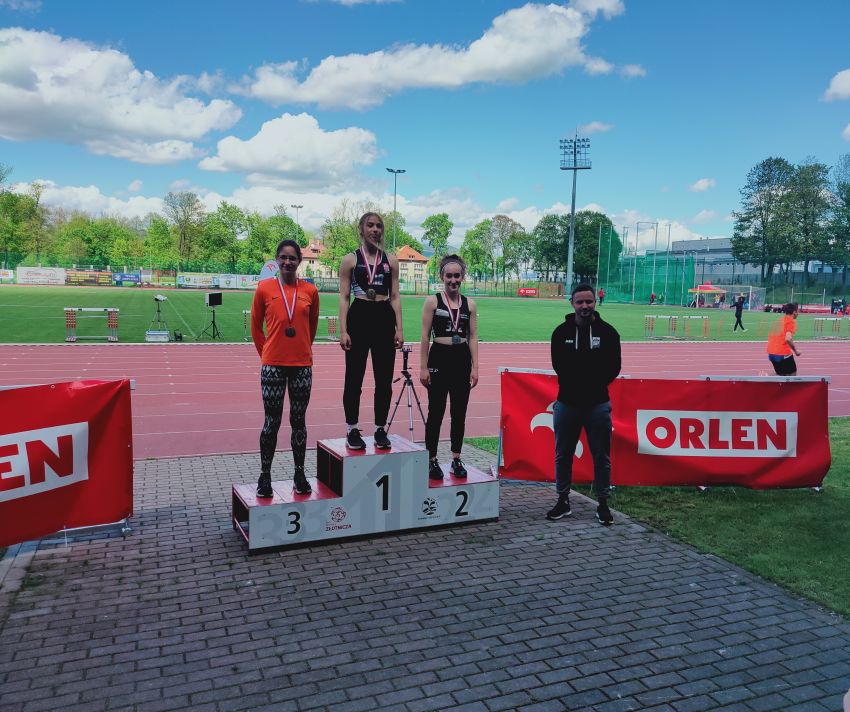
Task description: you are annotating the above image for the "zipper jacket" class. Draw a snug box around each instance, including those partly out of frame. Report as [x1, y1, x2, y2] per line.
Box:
[550, 311, 622, 406]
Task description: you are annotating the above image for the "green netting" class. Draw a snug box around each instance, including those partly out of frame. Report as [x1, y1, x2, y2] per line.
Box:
[599, 253, 695, 305]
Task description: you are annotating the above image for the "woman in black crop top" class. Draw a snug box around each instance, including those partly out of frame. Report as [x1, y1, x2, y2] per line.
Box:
[419, 254, 479, 480]
[338, 212, 403, 451]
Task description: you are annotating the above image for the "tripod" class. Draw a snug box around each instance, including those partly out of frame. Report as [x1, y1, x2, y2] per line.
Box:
[197, 308, 223, 340]
[387, 346, 426, 440]
[149, 301, 169, 333]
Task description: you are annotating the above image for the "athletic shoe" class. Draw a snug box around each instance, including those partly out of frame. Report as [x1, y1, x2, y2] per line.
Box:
[293, 467, 312, 495]
[256, 474, 273, 499]
[374, 427, 392, 450]
[450, 458, 468, 478]
[346, 428, 366, 450]
[596, 498, 613, 526]
[546, 494, 571, 520]
[429, 459, 443, 480]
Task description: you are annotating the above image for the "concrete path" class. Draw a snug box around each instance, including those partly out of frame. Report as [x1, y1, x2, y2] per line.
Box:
[1, 445, 849, 711]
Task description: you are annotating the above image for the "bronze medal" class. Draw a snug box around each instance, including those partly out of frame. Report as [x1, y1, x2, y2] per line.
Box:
[452, 334, 461, 345]
[285, 327, 296, 337]
[367, 288, 376, 300]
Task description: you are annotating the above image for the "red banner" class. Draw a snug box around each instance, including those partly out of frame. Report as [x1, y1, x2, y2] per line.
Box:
[500, 371, 830, 489]
[0, 380, 133, 547]
[517, 287, 538, 296]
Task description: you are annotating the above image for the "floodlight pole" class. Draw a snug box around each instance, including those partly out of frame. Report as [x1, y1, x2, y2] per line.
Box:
[605, 224, 613, 293]
[290, 204, 303, 230]
[559, 135, 591, 292]
[664, 223, 671, 300]
[595, 223, 602, 288]
[637, 221, 658, 299]
[386, 168, 406, 251]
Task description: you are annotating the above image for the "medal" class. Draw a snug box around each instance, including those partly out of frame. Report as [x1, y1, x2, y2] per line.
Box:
[277, 277, 298, 337]
[360, 246, 381, 299]
[446, 293, 462, 343]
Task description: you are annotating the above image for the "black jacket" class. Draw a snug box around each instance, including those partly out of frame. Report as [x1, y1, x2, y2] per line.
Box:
[550, 312, 621, 406]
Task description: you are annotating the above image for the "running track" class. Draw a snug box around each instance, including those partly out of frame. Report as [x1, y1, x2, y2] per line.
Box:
[1, 341, 847, 460]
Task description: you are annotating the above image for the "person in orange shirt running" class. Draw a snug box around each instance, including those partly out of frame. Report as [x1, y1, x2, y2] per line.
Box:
[766, 302, 801, 376]
[251, 239, 320, 498]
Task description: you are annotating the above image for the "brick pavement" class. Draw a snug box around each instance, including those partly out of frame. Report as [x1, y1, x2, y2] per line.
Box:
[1, 444, 849, 712]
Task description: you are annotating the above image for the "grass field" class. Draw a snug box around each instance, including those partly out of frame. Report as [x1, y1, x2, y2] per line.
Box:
[469, 417, 850, 619]
[0, 284, 830, 343]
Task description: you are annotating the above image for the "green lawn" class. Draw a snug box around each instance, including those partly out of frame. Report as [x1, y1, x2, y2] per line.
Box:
[468, 418, 850, 618]
[0, 285, 828, 343]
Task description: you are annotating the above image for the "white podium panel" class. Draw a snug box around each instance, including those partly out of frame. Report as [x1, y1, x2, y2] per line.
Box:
[232, 436, 499, 550]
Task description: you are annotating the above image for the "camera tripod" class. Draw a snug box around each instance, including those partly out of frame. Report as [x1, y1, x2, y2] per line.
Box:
[387, 346, 426, 440]
[197, 308, 223, 340]
[149, 300, 169, 332]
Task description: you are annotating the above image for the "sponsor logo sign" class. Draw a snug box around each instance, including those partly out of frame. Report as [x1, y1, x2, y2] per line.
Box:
[326, 505, 352, 532]
[517, 287, 538, 296]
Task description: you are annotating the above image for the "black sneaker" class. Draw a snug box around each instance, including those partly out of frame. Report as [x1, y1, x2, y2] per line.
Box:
[256, 474, 273, 499]
[346, 428, 366, 450]
[374, 427, 391, 450]
[450, 458, 467, 478]
[293, 467, 312, 495]
[546, 494, 571, 520]
[429, 459, 443, 480]
[596, 498, 613, 526]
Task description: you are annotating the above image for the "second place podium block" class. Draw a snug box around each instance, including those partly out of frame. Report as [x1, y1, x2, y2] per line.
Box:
[233, 435, 499, 550]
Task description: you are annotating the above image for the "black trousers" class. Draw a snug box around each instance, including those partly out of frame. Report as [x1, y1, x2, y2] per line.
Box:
[260, 365, 312, 475]
[425, 342, 472, 456]
[343, 299, 397, 426]
[733, 313, 744, 330]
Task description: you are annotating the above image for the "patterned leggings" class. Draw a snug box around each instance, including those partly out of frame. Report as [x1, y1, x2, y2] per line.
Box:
[260, 365, 312, 475]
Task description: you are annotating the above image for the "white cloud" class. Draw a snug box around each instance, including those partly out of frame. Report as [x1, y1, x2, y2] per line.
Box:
[236, 3, 621, 109]
[578, 121, 613, 134]
[620, 64, 646, 78]
[496, 197, 519, 211]
[843, 124, 850, 141]
[127, 180, 143, 192]
[13, 180, 162, 218]
[0, 0, 41, 10]
[329, 0, 400, 4]
[824, 68, 850, 101]
[199, 113, 378, 190]
[688, 177, 716, 192]
[692, 209, 718, 225]
[0, 28, 241, 163]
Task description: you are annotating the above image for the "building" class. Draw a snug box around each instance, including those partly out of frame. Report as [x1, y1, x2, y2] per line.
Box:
[298, 242, 335, 279]
[396, 245, 429, 283]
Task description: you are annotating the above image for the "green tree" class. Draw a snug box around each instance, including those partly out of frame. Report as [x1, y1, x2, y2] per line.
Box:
[785, 158, 832, 284]
[384, 211, 423, 253]
[53, 213, 93, 265]
[107, 220, 145, 266]
[0, 189, 35, 267]
[144, 216, 179, 268]
[829, 154, 850, 285]
[21, 182, 52, 262]
[532, 214, 570, 280]
[163, 191, 205, 260]
[460, 219, 492, 281]
[571, 211, 619, 282]
[319, 201, 359, 273]
[200, 201, 246, 270]
[421, 213, 453, 258]
[732, 157, 794, 281]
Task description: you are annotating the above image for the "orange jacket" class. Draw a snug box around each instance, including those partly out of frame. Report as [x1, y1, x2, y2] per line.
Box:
[251, 278, 320, 366]
[766, 315, 796, 356]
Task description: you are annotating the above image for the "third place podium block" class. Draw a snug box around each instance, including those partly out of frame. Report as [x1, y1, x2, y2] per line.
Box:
[232, 435, 499, 550]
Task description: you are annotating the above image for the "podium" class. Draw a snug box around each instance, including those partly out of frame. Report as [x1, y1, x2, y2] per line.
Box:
[232, 435, 499, 550]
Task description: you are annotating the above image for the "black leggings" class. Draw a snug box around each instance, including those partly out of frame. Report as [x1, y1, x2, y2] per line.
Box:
[260, 365, 312, 475]
[734, 314, 744, 330]
[425, 343, 472, 457]
[343, 299, 397, 426]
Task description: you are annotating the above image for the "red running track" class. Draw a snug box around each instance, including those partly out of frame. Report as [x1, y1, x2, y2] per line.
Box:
[0, 341, 847, 460]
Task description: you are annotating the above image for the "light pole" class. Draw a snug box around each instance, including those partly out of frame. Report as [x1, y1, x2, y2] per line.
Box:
[386, 168, 405, 251]
[290, 204, 303, 236]
[637, 221, 658, 299]
[559, 135, 591, 291]
[605, 224, 613, 293]
[664, 223, 671, 300]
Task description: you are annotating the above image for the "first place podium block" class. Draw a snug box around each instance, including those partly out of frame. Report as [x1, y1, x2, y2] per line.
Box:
[232, 435, 499, 550]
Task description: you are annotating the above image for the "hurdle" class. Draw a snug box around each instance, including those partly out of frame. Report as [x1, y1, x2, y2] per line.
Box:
[319, 315, 339, 341]
[644, 314, 679, 339]
[683, 315, 711, 340]
[64, 308, 119, 343]
[242, 310, 251, 341]
[813, 317, 845, 340]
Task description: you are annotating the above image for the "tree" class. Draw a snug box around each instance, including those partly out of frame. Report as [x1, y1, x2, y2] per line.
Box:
[731, 157, 794, 281]
[384, 211, 423, 253]
[829, 154, 850, 285]
[21, 182, 52, 262]
[490, 215, 522, 284]
[421, 213, 453, 258]
[163, 191, 205, 260]
[460, 219, 493, 281]
[199, 202, 246, 270]
[0, 162, 11, 189]
[144, 216, 179, 268]
[784, 158, 831, 284]
[503, 228, 535, 279]
[53, 213, 93, 265]
[319, 201, 359, 273]
[532, 214, 570, 280]
[0, 189, 35, 268]
[571, 211, 619, 282]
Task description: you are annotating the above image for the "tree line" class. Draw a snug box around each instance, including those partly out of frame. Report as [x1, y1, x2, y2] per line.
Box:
[732, 154, 850, 284]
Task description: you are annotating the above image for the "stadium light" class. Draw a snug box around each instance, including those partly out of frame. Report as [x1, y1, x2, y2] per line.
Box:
[559, 135, 592, 292]
[386, 168, 406, 251]
[290, 204, 303, 230]
[637, 221, 659, 300]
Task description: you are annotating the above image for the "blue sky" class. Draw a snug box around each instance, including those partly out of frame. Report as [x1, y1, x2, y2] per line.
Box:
[2, 0, 850, 251]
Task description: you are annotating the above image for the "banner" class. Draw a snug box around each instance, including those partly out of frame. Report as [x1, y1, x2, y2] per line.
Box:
[112, 272, 140, 285]
[500, 370, 830, 489]
[66, 269, 113, 287]
[517, 287, 538, 296]
[16, 266, 66, 285]
[0, 268, 14, 281]
[177, 272, 217, 288]
[0, 380, 133, 547]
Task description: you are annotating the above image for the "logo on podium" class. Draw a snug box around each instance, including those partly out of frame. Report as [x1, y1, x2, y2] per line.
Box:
[422, 498, 437, 516]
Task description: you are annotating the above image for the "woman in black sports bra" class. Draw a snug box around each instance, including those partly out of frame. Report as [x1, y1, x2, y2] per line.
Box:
[338, 212, 404, 451]
[419, 254, 479, 480]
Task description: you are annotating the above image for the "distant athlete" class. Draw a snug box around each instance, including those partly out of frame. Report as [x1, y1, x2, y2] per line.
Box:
[766, 302, 801, 375]
[733, 295, 746, 332]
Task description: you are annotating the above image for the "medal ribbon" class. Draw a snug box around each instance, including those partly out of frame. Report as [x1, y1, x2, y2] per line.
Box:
[445, 293, 461, 334]
[360, 246, 381, 288]
[277, 277, 298, 328]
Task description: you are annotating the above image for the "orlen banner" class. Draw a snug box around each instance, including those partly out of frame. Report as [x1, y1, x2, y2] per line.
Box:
[0, 380, 133, 547]
[500, 370, 830, 489]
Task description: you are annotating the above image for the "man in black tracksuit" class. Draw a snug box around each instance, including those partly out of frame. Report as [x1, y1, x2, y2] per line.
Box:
[547, 283, 621, 525]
